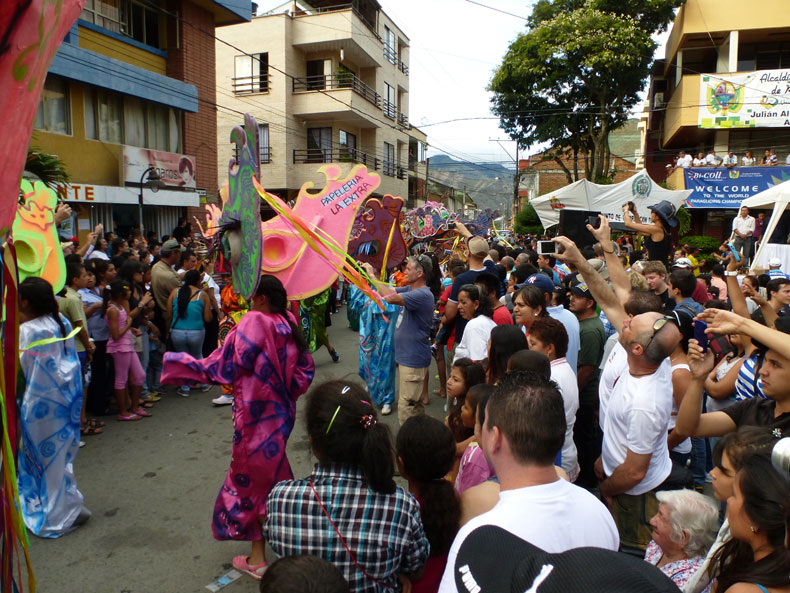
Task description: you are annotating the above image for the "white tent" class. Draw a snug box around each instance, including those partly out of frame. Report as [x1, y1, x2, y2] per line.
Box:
[530, 169, 692, 230]
[741, 179, 790, 271]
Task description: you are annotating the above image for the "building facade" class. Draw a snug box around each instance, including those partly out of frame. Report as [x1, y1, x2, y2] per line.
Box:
[31, 0, 250, 244]
[644, 0, 790, 239]
[215, 0, 427, 205]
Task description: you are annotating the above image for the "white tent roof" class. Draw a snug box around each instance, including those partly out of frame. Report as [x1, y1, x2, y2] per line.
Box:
[741, 179, 790, 270]
[530, 170, 692, 230]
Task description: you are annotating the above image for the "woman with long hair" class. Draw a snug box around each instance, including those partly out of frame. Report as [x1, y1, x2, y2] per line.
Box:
[166, 269, 212, 396]
[18, 277, 90, 537]
[709, 454, 790, 593]
[119, 259, 157, 402]
[161, 275, 314, 580]
[623, 200, 678, 266]
[486, 324, 528, 384]
[453, 284, 495, 363]
[264, 381, 429, 592]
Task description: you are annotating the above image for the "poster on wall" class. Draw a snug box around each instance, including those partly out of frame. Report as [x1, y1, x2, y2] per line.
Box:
[698, 69, 790, 129]
[122, 146, 197, 189]
[683, 166, 790, 208]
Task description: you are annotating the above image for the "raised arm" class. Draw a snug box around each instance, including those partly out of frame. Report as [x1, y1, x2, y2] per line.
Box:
[589, 215, 630, 303]
[697, 308, 790, 361]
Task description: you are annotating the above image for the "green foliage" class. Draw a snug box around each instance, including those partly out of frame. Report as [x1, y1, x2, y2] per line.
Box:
[25, 149, 70, 188]
[680, 235, 720, 253]
[675, 206, 691, 236]
[514, 203, 545, 234]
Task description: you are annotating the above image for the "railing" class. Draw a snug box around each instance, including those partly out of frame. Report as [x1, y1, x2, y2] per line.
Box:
[292, 73, 380, 108]
[384, 45, 397, 65]
[383, 160, 396, 177]
[234, 145, 272, 164]
[383, 100, 396, 119]
[397, 166, 406, 179]
[399, 60, 409, 75]
[291, 3, 380, 41]
[397, 112, 409, 128]
[293, 148, 380, 170]
[232, 74, 271, 94]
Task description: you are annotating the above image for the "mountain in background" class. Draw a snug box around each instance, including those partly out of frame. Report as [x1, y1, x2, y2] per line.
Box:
[427, 155, 514, 213]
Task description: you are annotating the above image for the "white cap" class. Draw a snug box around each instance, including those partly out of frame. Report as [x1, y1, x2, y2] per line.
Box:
[673, 257, 693, 268]
[769, 257, 782, 267]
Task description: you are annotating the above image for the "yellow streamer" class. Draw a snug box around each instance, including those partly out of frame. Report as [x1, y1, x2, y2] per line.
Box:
[20, 327, 81, 352]
[379, 219, 398, 282]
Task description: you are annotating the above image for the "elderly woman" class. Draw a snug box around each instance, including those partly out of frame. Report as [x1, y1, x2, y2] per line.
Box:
[644, 489, 719, 590]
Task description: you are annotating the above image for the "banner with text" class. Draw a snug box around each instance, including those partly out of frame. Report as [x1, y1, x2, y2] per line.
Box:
[699, 69, 790, 129]
[122, 147, 197, 189]
[683, 167, 790, 208]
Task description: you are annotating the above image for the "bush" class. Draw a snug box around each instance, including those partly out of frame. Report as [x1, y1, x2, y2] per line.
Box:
[514, 203, 545, 235]
[680, 235, 720, 253]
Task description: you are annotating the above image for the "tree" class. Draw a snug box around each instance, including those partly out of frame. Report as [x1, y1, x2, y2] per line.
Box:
[514, 203, 546, 235]
[490, 0, 683, 182]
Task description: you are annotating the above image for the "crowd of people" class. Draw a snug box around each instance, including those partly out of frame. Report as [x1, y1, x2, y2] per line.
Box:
[668, 148, 790, 170]
[15, 209, 790, 593]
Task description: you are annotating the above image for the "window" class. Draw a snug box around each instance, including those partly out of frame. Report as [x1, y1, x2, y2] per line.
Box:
[97, 90, 123, 143]
[34, 76, 70, 134]
[384, 26, 396, 64]
[81, 0, 163, 48]
[307, 127, 332, 163]
[384, 83, 396, 119]
[81, 0, 122, 33]
[259, 124, 270, 163]
[306, 60, 326, 90]
[418, 141, 426, 163]
[234, 53, 269, 94]
[339, 130, 357, 161]
[147, 103, 168, 151]
[123, 96, 145, 146]
[384, 142, 395, 176]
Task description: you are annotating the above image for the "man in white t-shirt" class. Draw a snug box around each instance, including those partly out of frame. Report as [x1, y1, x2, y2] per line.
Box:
[732, 206, 756, 265]
[676, 151, 692, 168]
[438, 371, 618, 593]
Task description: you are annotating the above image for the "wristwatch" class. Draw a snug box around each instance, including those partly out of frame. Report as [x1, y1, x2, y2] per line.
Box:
[724, 271, 738, 277]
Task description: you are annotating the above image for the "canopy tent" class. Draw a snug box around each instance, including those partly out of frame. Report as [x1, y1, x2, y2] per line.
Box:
[530, 169, 692, 230]
[741, 179, 790, 271]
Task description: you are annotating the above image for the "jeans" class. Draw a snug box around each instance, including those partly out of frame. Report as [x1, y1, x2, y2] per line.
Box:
[170, 328, 205, 391]
[138, 331, 150, 392]
[147, 348, 163, 392]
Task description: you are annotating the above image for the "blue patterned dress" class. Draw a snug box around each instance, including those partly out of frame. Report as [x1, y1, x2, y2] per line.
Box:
[18, 314, 84, 538]
[351, 286, 400, 406]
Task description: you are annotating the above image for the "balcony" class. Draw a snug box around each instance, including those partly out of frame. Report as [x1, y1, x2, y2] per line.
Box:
[383, 100, 396, 119]
[232, 73, 271, 95]
[399, 60, 409, 75]
[234, 145, 272, 164]
[293, 73, 380, 108]
[397, 112, 409, 128]
[291, 5, 382, 68]
[293, 147, 380, 170]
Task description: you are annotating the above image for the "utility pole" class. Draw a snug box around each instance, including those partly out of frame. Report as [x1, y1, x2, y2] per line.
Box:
[489, 138, 519, 229]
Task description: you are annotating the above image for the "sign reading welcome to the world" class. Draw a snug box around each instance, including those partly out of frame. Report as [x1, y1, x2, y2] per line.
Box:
[699, 69, 790, 129]
[683, 167, 790, 208]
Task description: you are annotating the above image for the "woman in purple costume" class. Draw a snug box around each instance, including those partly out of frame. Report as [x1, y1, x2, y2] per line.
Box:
[161, 275, 314, 579]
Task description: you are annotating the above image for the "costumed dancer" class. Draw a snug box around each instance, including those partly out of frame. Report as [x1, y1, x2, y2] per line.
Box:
[17, 277, 91, 537]
[299, 286, 340, 363]
[160, 275, 314, 579]
[349, 284, 400, 416]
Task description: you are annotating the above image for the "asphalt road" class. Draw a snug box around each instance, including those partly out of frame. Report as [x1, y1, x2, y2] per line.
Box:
[25, 305, 446, 593]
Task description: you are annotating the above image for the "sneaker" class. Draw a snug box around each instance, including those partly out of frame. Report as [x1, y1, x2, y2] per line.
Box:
[330, 349, 340, 363]
[212, 394, 234, 406]
[199, 384, 212, 393]
[178, 387, 190, 397]
[79, 440, 86, 448]
[381, 403, 392, 415]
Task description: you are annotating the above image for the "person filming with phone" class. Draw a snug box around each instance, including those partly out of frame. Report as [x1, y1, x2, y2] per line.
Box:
[622, 200, 678, 267]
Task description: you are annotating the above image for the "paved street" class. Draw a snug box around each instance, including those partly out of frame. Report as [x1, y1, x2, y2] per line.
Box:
[26, 306, 445, 593]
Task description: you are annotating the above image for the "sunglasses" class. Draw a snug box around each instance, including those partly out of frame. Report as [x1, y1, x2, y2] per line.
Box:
[642, 316, 670, 352]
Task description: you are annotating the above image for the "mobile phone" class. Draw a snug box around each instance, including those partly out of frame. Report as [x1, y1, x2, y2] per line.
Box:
[447, 222, 456, 230]
[587, 215, 601, 229]
[627, 201, 635, 211]
[694, 320, 709, 353]
[727, 241, 741, 262]
[537, 240, 556, 255]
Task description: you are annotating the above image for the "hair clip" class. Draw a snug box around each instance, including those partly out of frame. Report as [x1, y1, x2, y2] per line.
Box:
[341, 386, 351, 394]
[360, 414, 376, 430]
[326, 405, 341, 435]
[360, 399, 371, 406]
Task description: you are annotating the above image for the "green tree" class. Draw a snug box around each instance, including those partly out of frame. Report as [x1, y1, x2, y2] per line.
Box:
[490, 0, 683, 182]
[514, 203, 546, 235]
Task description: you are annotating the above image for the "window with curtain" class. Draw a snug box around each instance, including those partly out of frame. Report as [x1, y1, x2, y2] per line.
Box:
[84, 89, 97, 139]
[384, 83, 396, 118]
[384, 142, 395, 176]
[123, 96, 145, 147]
[259, 123, 270, 163]
[147, 103, 168, 151]
[97, 90, 123, 143]
[384, 26, 396, 64]
[34, 76, 70, 135]
[234, 53, 269, 94]
[168, 108, 180, 153]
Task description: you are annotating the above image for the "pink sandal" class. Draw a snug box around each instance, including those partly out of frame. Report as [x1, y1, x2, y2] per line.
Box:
[117, 413, 140, 422]
[232, 555, 268, 580]
[134, 408, 152, 418]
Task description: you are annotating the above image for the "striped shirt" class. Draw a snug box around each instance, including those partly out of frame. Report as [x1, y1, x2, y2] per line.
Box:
[734, 352, 766, 401]
[264, 464, 429, 593]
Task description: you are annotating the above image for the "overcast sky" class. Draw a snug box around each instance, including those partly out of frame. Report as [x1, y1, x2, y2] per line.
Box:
[257, 1, 670, 168]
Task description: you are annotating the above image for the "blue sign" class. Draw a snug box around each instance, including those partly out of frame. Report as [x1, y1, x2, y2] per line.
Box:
[683, 167, 790, 208]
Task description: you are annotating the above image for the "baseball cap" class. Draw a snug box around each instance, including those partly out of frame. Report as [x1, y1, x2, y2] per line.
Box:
[673, 257, 693, 269]
[575, 258, 608, 284]
[161, 239, 185, 253]
[467, 236, 490, 258]
[454, 525, 680, 593]
[769, 257, 782, 267]
[570, 282, 593, 299]
[522, 273, 556, 294]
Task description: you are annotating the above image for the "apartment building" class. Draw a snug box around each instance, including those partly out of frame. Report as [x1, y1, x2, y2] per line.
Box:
[643, 0, 790, 237]
[31, 0, 250, 244]
[215, 0, 428, 206]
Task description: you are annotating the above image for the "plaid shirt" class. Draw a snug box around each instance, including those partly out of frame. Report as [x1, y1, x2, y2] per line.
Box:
[264, 464, 429, 593]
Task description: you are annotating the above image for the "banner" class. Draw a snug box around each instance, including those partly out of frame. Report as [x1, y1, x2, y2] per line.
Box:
[122, 146, 197, 189]
[683, 167, 790, 208]
[699, 69, 790, 129]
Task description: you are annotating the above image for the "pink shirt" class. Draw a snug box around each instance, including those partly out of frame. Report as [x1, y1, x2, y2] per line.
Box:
[106, 304, 134, 354]
[455, 443, 494, 495]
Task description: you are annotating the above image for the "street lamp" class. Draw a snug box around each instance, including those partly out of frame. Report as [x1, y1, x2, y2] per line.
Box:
[138, 166, 164, 239]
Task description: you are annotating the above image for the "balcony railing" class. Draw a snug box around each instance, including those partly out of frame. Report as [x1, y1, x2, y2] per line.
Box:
[232, 74, 271, 95]
[397, 112, 409, 128]
[235, 145, 272, 164]
[383, 100, 396, 119]
[384, 45, 397, 65]
[293, 148, 380, 170]
[383, 160, 406, 178]
[399, 60, 409, 75]
[292, 73, 380, 108]
[292, 3, 380, 41]
[397, 166, 406, 179]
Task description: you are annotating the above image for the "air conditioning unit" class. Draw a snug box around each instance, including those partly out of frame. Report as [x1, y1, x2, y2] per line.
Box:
[653, 92, 665, 109]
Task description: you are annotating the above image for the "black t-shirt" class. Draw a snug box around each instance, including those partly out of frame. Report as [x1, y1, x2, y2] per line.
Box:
[722, 397, 790, 435]
[657, 289, 675, 314]
[448, 260, 499, 345]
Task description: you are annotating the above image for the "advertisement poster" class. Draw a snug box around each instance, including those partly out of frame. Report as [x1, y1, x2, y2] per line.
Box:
[683, 166, 790, 208]
[123, 146, 197, 189]
[699, 69, 790, 129]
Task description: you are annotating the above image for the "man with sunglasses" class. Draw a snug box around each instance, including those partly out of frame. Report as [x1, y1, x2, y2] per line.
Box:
[555, 230, 682, 557]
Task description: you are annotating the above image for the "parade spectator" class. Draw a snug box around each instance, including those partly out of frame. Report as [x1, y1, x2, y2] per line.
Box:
[643, 261, 675, 314]
[705, 150, 721, 167]
[265, 381, 428, 592]
[732, 206, 755, 265]
[438, 371, 618, 592]
[741, 150, 755, 166]
[569, 281, 606, 489]
[766, 257, 789, 279]
[677, 151, 692, 168]
[454, 384, 495, 495]
[710, 264, 728, 301]
[693, 152, 706, 167]
[753, 212, 766, 245]
[474, 272, 512, 326]
[163, 275, 314, 581]
[486, 324, 528, 384]
[643, 490, 719, 590]
[525, 272, 580, 372]
[260, 555, 350, 593]
[512, 283, 548, 334]
[453, 284, 495, 364]
[151, 239, 184, 338]
[722, 151, 737, 169]
[623, 200, 677, 267]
